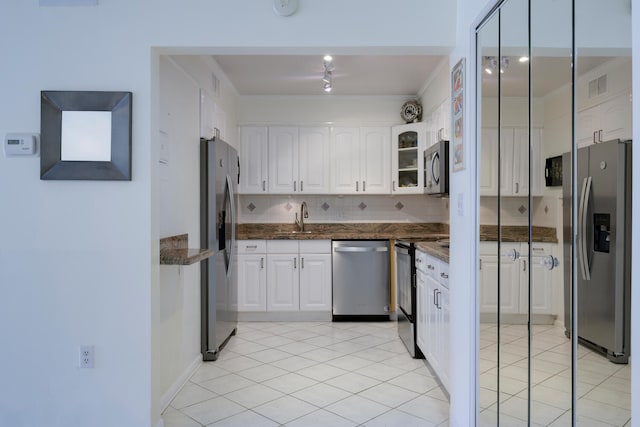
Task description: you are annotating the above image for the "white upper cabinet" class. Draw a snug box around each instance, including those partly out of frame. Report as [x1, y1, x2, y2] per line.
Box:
[330, 127, 361, 194]
[435, 98, 451, 142]
[481, 126, 543, 197]
[479, 128, 499, 196]
[360, 127, 391, 194]
[577, 93, 632, 148]
[298, 127, 330, 194]
[330, 127, 391, 195]
[268, 126, 299, 194]
[391, 122, 426, 194]
[238, 126, 269, 194]
[243, 126, 330, 194]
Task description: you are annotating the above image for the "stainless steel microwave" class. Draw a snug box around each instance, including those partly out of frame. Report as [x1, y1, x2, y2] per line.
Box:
[424, 140, 449, 196]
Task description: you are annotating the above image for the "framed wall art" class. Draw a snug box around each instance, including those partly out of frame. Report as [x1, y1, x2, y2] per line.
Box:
[451, 58, 465, 172]
[41, 90, 132, 180]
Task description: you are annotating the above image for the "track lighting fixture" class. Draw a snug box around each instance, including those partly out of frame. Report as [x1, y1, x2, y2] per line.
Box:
[322, 55, 334, 93]
[484, 56, 511, 75]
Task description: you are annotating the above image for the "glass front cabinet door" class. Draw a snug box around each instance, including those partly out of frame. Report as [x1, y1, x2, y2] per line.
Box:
[391, 122, 426, 194]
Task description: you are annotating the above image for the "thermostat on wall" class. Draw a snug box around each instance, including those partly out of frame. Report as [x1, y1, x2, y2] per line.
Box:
[4, 133, 39, 157]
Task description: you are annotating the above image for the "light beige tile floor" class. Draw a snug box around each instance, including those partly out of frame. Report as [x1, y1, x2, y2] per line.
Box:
[479, 323, 631, 426]
[163, 321, 449, 427]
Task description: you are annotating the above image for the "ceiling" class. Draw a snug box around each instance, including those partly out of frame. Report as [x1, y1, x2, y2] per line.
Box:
[212, 55, 446, 96]
[212, 54, 615, 98]
[481, 55, 612, 97]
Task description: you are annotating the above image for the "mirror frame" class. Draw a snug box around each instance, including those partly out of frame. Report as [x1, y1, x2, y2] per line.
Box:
[40, 90, 132, 180]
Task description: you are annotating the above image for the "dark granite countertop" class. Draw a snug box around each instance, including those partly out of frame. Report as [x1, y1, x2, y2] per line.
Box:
[236, 223, 557, 244]
[236, 223, 449, 241]
[160, 234, 213, 265]
[415, 241, 450, 264]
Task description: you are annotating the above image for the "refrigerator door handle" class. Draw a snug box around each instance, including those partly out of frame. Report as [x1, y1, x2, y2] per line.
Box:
[578, 176, 592, 281]
[225, 174, 236, 278]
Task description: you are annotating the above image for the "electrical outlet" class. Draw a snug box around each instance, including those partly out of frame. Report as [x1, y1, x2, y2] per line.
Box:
[79, 345, 94, 368]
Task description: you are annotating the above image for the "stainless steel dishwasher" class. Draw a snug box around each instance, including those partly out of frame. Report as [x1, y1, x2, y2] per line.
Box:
[332, 240, 390, 321]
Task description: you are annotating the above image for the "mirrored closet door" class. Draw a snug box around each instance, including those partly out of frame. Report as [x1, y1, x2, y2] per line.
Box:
[476, 0, 631, 425]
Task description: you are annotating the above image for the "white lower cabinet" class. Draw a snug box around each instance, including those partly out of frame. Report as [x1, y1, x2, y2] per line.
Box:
[237, 241, 267, 311]
[299, 252, 332, 311]
[237, 240, 331, 314]
[266, 254, 299, 311]
[479, 242, 555, 316]
[416, 249, 450, 392]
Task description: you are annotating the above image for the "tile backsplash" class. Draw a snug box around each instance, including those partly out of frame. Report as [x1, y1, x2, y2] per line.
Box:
[238, 195, 449, 224]
[479, 193, 561, 228]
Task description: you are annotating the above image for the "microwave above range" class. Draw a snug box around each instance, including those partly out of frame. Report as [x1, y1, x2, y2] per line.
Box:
[424, 140, 449, 196]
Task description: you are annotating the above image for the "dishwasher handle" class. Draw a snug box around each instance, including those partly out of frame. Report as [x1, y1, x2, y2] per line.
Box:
[334, 246, 389, 253]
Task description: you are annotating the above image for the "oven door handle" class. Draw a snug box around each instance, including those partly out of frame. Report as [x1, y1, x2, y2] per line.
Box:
[395, 247, 410, 255]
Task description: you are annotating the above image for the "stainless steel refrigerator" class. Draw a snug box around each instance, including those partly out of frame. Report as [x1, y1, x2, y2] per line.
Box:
[563, 139, 631, 363]
[200, 137, 239, 361]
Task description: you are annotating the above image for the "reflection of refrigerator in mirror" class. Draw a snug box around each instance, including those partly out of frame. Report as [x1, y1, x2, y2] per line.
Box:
[563, 139, 631, 363]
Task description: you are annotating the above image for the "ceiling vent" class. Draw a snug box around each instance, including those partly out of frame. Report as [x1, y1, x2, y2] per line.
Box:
[588, 75, 607, 98]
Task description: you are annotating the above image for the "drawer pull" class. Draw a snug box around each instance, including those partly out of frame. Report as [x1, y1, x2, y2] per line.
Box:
[440, 272, 448, 279]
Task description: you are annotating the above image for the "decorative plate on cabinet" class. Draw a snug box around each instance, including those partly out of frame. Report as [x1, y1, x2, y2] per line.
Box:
[401, 100, 422, 123]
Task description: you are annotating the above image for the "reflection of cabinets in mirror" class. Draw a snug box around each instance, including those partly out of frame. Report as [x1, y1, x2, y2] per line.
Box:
[576, 93, 632, 148]
[479, 242, 554, 322]
[479, 127, 543, 197]
[391, 122, 426, 194]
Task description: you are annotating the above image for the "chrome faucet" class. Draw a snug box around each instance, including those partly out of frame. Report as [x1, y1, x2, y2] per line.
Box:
[295, 201, 309, 232]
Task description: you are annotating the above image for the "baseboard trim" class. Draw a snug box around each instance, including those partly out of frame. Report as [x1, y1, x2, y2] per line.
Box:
[159, 354, 202, 413]
[238, 311, 332, 322]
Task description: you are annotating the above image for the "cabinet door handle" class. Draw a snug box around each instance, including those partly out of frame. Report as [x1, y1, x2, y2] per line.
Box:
[260, 257, 264, 269]
[294, 257, 297, 269]
[262, 180, 266, 192]
[356, 181, 359, 192]
[300, 181, 304, 192]
[593, 131, 597, 144]
[301, 257, 304, 269]
[363, 181, 366, 192]
[393, 180, 396, 191]
[294, 181, 297, 192]
[523, 259, 527, 271]
[515, 182, 519, 194]
[598, 129, 603, 142]
[440, 272, 448, 279]
[433, 289, 438, 306]
[436, 290, 441, 309]
[479, 258, 482, 270]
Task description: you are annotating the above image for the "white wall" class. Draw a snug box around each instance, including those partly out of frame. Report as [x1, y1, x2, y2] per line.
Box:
[419, 57, 451, 115]
[0, 2, 457, 426]
[156, 56, 204, 413]
[237, 95, 407, 126]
